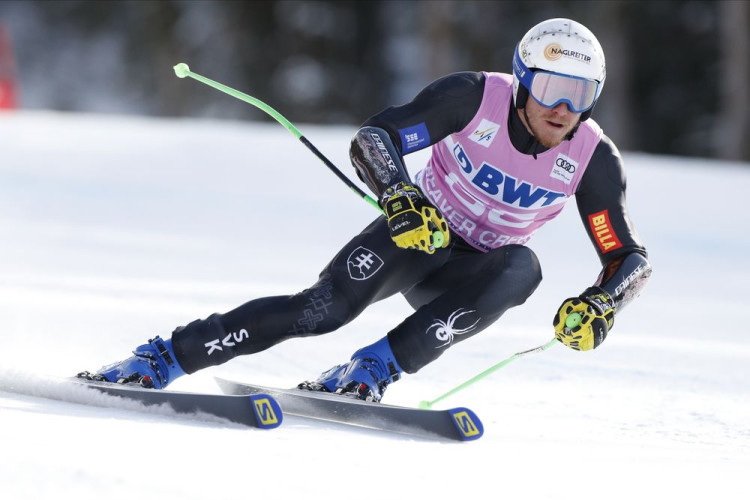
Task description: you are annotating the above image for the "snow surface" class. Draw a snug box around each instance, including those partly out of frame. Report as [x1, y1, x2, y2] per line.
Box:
[0, 110, 747, 500]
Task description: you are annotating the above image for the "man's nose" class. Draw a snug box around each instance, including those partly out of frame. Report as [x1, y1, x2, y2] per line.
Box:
[552, 102, 572, 114]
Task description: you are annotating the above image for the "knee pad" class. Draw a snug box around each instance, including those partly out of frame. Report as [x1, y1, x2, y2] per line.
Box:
[503, 245, 542, 293]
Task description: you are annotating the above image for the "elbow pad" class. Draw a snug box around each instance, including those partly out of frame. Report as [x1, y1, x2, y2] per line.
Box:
[594, 252, 652, 312]
[349, 126, 410, 198]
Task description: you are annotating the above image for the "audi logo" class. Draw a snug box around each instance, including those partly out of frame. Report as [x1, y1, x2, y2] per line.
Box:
[556, 157, 576, 173]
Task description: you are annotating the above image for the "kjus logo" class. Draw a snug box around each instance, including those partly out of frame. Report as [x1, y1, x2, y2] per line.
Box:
[550, 153, 578, 184]
[347, 246, 384, 280]
[205, 329, 249, 356]
[427, 308, 480, 348]
[469, 119, 500, 148]
[588, 210, 623, 253]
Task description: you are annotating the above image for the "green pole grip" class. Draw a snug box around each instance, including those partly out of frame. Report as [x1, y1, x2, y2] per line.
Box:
[565, 312, 582, 329]
[433, 231, 445, 248]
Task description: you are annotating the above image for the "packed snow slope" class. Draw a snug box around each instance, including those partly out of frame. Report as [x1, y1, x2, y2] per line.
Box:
[0, 111, 747, 500]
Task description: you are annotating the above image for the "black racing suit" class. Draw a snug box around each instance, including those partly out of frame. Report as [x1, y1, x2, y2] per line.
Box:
[171, 72, 651, 375]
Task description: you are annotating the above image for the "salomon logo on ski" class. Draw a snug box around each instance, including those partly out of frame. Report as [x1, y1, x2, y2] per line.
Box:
[249, 394, 282, 429]
[449, 407, 484, 441]
[217, 378, 484, 442]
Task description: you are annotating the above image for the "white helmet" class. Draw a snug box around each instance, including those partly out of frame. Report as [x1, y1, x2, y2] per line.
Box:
[512, 18, 606, 120]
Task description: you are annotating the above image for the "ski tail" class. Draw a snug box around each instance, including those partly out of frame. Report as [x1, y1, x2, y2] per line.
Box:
[73, 377, 283, 430]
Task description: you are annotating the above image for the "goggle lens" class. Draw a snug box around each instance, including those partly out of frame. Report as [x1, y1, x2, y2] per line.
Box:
[528, 71, 599, 113]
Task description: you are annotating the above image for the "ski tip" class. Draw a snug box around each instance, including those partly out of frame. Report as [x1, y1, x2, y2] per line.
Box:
[248, 393, 283, 429]
[448, 407, 484, 441]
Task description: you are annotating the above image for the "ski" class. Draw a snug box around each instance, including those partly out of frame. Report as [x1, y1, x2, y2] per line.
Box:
[73, 377, 283, 429]
[215, 377, 483, 441]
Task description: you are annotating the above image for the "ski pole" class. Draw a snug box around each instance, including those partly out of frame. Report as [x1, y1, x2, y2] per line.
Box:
[418, 312, 581, 409]
[418, 338, 558, 409]
[172, 63, 446, 248]
[172, 62, 381, 212]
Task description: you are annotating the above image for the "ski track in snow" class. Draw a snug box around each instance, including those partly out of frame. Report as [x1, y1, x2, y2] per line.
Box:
[0, 111, 748, 500]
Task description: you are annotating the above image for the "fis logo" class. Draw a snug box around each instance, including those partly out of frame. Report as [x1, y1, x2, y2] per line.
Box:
[469, 119, 500, 148]
[588, 210, 623, 253]
[249, 395, 283, 429]
[449, 408, 484, 441]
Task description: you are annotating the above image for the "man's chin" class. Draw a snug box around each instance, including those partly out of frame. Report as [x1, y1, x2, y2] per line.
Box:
[539, 123, 579, 147]
[537, 134, 565, 148]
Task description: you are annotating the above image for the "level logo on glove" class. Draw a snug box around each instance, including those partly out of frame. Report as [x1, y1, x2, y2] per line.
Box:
[553, 287, 616, 351]
[381, 182, 450, 254]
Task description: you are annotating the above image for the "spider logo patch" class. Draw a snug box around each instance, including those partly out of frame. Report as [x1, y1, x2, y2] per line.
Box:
[427, 308, 481, 348]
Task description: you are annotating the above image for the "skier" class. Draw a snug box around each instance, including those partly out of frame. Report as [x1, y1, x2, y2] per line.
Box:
[84, 18, 651, 401]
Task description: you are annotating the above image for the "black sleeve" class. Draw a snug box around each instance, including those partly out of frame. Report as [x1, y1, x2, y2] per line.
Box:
[361, 71, 486, 155]
[575, 135, 648, 265]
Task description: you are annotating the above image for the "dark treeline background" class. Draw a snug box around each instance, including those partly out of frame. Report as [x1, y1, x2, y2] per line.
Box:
[1, 0, 748, 161]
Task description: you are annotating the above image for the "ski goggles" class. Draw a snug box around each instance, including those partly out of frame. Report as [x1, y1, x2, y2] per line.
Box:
[513, 50, 601, 113]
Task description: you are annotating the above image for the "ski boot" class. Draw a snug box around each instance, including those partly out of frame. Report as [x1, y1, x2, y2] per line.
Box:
[78, 336, 185, 389]
[299, 336, 403, 402]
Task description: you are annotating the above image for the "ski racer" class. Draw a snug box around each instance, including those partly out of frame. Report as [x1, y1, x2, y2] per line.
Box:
[83, 18, 652, 402]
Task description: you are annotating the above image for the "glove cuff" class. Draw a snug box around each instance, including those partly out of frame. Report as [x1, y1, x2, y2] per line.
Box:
[580, 286, 615, 315]
[379, 181, 423, 207]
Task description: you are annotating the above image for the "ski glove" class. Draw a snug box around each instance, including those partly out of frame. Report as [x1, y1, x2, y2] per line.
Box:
[553, 287, 616, 351]
[380, 182, 450, 255]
